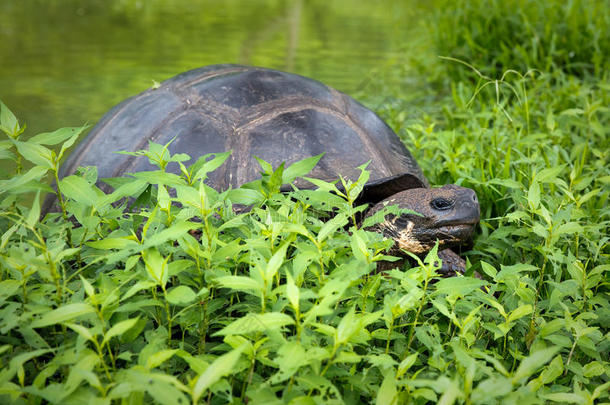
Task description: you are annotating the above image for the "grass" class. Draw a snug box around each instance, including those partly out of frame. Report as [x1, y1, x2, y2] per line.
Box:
[0, 1, 609, 403]
[429, 0, 610, 80]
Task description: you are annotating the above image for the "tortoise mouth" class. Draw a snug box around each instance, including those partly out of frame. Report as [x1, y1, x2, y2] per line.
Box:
[435, 216, 480, 227]
[394, 223, 476, 255]
[434, 224, 476, 243]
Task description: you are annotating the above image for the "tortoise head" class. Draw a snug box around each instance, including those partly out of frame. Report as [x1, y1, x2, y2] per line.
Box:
[366, 185, 480, 255]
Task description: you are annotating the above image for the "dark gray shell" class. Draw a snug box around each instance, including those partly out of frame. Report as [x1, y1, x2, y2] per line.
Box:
[61, 65, 428, 202]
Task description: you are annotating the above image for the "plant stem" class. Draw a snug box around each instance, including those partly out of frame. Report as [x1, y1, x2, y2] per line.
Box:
[53, 169, 74, 248]
[405, 275, 430, 354]
[386, 318, 394, 354]
[162, 286, 173, 344]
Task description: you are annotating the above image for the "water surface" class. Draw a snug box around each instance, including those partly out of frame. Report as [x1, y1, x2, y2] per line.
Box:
[0, 0, 424, 137]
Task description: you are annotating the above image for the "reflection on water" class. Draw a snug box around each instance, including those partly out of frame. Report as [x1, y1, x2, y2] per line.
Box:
[0, 0, 421, 136]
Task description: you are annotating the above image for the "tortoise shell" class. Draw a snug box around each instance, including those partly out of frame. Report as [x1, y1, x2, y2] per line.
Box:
[61, 65, 428, 201]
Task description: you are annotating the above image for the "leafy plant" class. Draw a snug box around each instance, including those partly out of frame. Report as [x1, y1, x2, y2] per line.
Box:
[430, 0, 610, 80]
[1, 4, 608, 400]
[1, 78, 608, 404]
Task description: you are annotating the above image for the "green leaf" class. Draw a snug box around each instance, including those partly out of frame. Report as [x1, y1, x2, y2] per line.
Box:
[192, 345, 246, 402]
[29, 126, 85, 145]
[0, 280, 21, 302]
[0, 145, 15, 161]
[59, 175, 98, 207]
[346, 162, 371, 201]
[130, 170, 185, 187]
[265, 243, 288, 281]
[157, 183, 171, 209]
[285, 272, 300, 311]
[434, 277, 486, 297]
[582, 361, 605, 378]
[143, 221, 197, 248]
[57, 129, 84, 162]
[4, 349, 52, 386]
[528, 181, 540, 210]
[338, 352, 368, 363]
[145, 349, 179, 370]
[540, 355, 563, 384]
[437, 378, 462, 405]
[489, 178, 523, 189]
[175, 185, 203, 210]
[0, 166, 49, 194]
[362, 204, 419, 229]
[86, 237, 139, 250]
[102, 318, 140, 346]
[142, 248, 169, 287]
[512, 347, 560, 383]
[282, 153, 323, 184]
[471, 376, 512, 402]
[80, 275, 96, 298]
[302, 176, 342, 195]
[168, 152, 190, 163]
[191, 151, 231, 181]
[216, 276, 262, 293]
[227, 187, 265, 205]
[215, 312, 295, 336]
[176, 351, 209, 374]
[166, 286, 197, 306]
[376, 372, 398, 405]
[336, 307, 381, 345]
[13, 140, 54, 168]
[366, 354, 397, 371]
[212, 239, 245, 263]
[541, 393, 587, 403]
[535, 165, 565, 183]
[125, 369, 189, 405]
[556, 222, 583, 236]
[350, 229, 370, 263]
[31, 303, 96, 328]
[480, 261, 497, 278]
[269, 341, 309, 384]
[397, 353, 418, 379]
[559, 108, 584, 116]
[496, 263, 538, 281]
[98, 179, 148, 207]
[336, 307, 359, 345]
[431, 298, 457, 321]
[25, 190, 41, 228]
[317, 212, 349, 242]
[65, 322, 96, 342]
[507, 305, 532, 323]
[265, 159, 285, 193]
[292, 189, 347, 211]
[312, 322, 336, 337]
[1, 224, 18, 250]
[122, 280, 156, 301]
[593, 382, 610, 401]
[254, 156, 273, 173]
[0, 100, 20, 137]
[63, 351, 101, 394]
[540, 319, 565, 337]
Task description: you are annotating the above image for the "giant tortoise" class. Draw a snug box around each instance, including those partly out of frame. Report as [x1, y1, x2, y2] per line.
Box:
[60, 64, 480, 272]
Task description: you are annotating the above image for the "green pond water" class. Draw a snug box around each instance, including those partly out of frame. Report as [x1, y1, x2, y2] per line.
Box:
[0, 0, 429, 140]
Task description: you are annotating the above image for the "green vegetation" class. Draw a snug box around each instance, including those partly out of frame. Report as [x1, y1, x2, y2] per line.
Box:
[431, 0, 610, 80]
[0, 1, 608, 404]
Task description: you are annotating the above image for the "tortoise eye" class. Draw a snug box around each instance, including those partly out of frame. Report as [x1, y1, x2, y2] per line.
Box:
[431, 197, 454, 211]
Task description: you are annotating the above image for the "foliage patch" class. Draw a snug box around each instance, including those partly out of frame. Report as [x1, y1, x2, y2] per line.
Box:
[1, 3, 609, 401]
